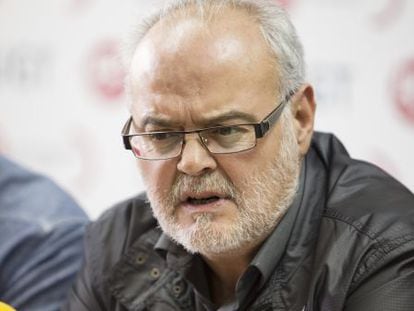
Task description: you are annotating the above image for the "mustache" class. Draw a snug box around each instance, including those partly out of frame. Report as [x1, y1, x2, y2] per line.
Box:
[170, 172, 237, 204]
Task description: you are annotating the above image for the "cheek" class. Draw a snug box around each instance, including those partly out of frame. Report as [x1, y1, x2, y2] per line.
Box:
[138, 160, 177, 193]
[217, 155, 255, 189]
[253, 126, 284, 162]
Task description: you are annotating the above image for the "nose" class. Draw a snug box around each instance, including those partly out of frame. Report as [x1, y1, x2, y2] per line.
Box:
[176, 134, 217, 176]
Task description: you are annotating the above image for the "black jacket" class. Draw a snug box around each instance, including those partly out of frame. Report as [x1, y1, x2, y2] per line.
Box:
[65, 133, 414, 310]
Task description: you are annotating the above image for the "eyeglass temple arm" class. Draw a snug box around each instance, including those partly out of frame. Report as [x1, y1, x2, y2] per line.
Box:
[122, 116, 133, 150]
[254, 91, 295, 138]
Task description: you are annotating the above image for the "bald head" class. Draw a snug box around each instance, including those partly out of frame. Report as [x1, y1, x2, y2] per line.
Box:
[130, 6, 278, 104]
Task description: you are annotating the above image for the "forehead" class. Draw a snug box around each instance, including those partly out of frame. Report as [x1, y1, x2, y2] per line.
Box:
[128, 6, 279, 124]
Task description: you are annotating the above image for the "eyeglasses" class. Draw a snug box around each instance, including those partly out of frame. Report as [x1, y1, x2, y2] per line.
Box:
[122, 92, 294, 160]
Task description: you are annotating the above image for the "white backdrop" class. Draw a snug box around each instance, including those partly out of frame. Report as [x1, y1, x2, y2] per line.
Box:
[1, 0, 413, 218]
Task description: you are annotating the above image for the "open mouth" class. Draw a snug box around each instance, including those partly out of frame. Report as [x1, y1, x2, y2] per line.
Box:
[186, 196, 221, 205]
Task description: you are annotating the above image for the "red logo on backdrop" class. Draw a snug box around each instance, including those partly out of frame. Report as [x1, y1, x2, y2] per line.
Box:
[392, 58, 414, 125]
[87, 39, 125, 101]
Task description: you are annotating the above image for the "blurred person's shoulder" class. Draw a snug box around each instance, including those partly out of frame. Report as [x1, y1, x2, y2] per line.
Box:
[0, 155, 88, 310]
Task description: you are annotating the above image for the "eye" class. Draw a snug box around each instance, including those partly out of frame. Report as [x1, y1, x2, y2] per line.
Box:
[214, 126, 243, 136]
[148, 132, 179, 141]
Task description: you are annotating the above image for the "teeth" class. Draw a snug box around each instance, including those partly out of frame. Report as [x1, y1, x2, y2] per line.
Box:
[188, 196, 219, 205]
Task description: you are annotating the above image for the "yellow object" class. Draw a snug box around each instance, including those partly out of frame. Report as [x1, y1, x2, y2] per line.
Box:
[0, 302, 16, 311]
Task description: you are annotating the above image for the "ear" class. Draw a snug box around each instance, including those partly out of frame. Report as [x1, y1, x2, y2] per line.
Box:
[291, 84, 316, 156]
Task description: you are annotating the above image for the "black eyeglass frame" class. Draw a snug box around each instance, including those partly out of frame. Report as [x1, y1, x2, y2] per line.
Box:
[121, 91, 295, 160]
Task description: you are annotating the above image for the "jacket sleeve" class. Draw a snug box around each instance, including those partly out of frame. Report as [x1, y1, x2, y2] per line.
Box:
[344, 241, 414, 311]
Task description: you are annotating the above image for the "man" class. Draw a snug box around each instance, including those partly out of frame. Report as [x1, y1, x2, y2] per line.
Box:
[65, 0, 414, 310]
[0, 155, 88, 310]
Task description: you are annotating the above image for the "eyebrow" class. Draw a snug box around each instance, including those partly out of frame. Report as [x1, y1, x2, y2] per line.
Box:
[139, 116, 182, 129]
[139, 110, 258, 129]
[202, 111, 258, 125]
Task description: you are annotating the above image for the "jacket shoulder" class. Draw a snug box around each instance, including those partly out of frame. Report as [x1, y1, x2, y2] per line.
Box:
[325, 157, 414, 240]
[312, 132, 414, 239]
